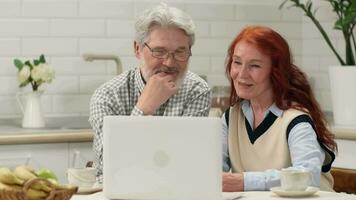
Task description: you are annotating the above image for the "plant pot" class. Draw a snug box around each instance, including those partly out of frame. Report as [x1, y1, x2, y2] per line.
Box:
[329, 66, 356, 127]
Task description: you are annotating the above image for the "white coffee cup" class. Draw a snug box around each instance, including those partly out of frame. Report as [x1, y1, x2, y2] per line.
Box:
[280, 169, 311, 191]
[67, 167, 96, 188]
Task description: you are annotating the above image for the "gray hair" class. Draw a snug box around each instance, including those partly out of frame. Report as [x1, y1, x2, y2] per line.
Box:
[135, 3, 195, 47]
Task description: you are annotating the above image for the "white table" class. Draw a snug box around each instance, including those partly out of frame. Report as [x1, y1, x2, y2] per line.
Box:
[72, 191, 356, 200]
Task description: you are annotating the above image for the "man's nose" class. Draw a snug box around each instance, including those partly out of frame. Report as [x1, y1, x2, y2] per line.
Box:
[162, 53, 176, 66]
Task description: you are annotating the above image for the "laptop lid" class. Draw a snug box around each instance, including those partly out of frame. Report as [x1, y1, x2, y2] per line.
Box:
[103, 116, 222, 200]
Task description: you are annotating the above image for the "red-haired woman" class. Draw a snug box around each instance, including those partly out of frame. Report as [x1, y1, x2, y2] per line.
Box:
[222, 26, 337, 192]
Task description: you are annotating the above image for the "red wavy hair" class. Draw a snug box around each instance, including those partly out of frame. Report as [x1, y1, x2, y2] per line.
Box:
[225, 26, 336, 151]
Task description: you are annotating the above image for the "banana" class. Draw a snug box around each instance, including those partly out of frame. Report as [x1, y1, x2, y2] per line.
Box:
[13, 165, 37, 181]
[13, 166, 52, 192]
[26, 188, 48, 200]
[0, 181, 14, 190]
[0, 167, 24, 185]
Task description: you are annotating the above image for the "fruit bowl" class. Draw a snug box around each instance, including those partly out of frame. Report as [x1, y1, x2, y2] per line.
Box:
[0, 177, 78, 200]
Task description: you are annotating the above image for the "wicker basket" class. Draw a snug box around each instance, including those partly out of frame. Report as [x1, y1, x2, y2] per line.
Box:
[0, 178, 78, 200]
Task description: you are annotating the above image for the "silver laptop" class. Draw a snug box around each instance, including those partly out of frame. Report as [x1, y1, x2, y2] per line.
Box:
[103, 116, 222, 200]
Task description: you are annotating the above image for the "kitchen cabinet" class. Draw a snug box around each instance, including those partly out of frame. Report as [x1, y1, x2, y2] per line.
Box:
[0, 143, 69, 183]
[0, 118, 95, 184]
[0, 142, 95, 184]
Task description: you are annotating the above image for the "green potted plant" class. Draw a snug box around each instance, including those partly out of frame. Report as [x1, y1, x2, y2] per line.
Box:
[280, 0, 356, 126]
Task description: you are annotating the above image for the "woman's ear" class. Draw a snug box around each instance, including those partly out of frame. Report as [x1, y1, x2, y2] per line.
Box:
[134, 41, 141, 59]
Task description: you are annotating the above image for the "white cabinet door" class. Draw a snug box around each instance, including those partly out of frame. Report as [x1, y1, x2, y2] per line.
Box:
[333, 139, 356, 170]
[68, 142, 95, 169]
[0, 143, 69, 183]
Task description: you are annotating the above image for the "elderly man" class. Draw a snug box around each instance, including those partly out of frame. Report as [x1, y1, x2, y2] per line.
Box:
[89, 3, 211, 184]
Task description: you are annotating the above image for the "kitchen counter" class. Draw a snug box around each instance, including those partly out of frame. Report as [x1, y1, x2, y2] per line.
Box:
[331, 126, 356, 140]
[0, 116, 94, 145]
[0, 116, 355, 145]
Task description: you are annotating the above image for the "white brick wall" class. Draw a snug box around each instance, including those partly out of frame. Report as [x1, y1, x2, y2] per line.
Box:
[0, 0, 342, 117]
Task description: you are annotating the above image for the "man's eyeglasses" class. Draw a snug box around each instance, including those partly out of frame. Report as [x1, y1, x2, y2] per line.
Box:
[144, 43, 191, 62]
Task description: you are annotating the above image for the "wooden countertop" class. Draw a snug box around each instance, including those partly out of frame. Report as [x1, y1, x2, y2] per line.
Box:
[0, 130, 94, 145]
[332, 127, 356, 140]
[0, 116, 355, 145]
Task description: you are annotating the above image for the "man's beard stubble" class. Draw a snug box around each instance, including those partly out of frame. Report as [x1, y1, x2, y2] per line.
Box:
[140, 63, 187, 88]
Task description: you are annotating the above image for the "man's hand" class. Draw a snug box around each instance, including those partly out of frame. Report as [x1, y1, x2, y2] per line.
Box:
[137, 72, 178, 115]
[222, 172, 244, 192]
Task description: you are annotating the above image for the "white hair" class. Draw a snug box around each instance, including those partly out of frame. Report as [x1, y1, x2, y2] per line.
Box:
[134, 3, 196, 47]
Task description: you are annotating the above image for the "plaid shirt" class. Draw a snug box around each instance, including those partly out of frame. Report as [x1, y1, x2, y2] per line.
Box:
[89, 67, 211, 183]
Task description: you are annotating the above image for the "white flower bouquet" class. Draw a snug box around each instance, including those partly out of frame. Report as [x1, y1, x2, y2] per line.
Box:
[14, 54, 55, 91]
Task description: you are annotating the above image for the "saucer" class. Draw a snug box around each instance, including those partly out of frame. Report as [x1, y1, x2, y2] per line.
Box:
[270, 186, 319, 197]
[76, 186, 102, 195]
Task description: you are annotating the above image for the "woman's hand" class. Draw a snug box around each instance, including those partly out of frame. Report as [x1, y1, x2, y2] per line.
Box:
[222, 172, 244, 192]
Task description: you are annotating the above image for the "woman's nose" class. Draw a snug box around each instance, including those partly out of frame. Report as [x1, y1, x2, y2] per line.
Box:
[238, 65, 248, 77]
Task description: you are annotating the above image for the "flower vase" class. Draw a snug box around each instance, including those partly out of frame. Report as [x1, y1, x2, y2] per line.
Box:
[16, 91, 45, 128]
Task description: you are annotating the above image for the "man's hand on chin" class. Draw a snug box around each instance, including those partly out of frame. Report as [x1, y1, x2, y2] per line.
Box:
[136, 72, 178, 115]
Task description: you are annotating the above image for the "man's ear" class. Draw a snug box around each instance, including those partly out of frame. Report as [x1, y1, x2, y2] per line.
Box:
[134, 41, 141, 59]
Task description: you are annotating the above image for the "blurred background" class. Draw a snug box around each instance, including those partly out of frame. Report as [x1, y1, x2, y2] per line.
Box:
[0, 0, 340, 117]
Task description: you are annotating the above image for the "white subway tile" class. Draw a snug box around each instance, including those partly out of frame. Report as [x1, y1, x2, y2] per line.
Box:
[301, 56, 319, 73]
[223, 0, 280, 5]
[319, 57, 340, 73]
[107, 20, 135, 37]
[235, 5, 281, 21]
[194, 21, 210, 37]
[185, 4, 234, 20]
[189, 56, 210, 75]
[133, 2, 185, 17]
[210, 21, 248, 38]
[22, 0, 77, 17]
[314, 5, 336, 22]
[192, 38, 230, 56]
[79, 75, 113, 94]
[50, 19, 105, 37]
[79, 38, 133, 56]
[52, 95, 90, 114]
[0, 39, 21, 56]
[211, 56, 226, 74]
[113, 56, 139, 73]
[51, 57, 107, 76]
[321, 90, 332, 112]
[314, 89, 332, 112]
[288, 39, 303, 56]
[265, 22, 302, 39]
[293, 56, 303, 67]
[0, 0, 21, 17]
[0, 76, 18, 95]
[207, 74, 229, 87]
[0, 19, 49, 37]
[302, 22, 340, 39]
[46, 76, 79, 94]
[280, 7, 302, 21]
[107, 59, 134, 75]
[302, 39, 336, 56]
[313, 73, 329, 90]
[0, 58, 17, 75]
[0, 96, 21, 115]
[22, 38, 78, 56]
[79, 1, 133, 18]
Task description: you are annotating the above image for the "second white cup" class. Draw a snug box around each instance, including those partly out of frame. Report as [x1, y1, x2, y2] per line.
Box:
[67, 167, 96, 188]
[280, 169, 311, 191]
